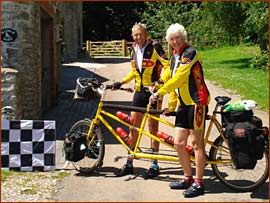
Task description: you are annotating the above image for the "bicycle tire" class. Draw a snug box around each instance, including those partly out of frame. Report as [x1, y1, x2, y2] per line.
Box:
[69, 119, 105, 174]
[209, 135, 269, 191]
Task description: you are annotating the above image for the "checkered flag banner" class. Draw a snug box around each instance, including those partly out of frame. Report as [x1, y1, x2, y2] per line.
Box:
[1, 119, 56, 171]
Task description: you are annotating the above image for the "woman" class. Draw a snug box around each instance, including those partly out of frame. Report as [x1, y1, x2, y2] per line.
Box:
[151, 23, 210, 197]
[113, 22, 168, 179]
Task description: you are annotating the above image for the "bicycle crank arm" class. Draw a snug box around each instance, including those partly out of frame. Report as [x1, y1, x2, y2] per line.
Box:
[113, 154, 134, 162]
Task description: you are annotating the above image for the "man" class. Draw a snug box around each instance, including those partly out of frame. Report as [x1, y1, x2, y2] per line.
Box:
[113, 22, 167, 179]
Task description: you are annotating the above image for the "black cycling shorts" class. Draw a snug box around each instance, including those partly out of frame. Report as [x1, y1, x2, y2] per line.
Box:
[175, 104, 208, 130]
[132, 91, 157, 108]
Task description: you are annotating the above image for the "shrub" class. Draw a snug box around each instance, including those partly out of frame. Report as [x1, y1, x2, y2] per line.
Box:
[249, 51, 268, 71]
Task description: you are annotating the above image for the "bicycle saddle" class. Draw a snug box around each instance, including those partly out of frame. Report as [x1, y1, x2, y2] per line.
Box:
[215, 96, 231, 106]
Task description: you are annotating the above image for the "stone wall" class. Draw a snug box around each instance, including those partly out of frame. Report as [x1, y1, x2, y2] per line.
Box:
[1, 2, 82, 120]
[2, 2, 42, 119]
[1, 68, 18, 119]
[56, 2, 83, 61]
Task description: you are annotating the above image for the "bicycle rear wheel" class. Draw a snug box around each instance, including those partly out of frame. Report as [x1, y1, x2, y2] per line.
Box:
[209, 135, 269, 191]
[69, 119, 105, 174]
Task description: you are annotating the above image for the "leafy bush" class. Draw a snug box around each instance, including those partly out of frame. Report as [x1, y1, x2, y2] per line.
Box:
[249, 51, 268, 71]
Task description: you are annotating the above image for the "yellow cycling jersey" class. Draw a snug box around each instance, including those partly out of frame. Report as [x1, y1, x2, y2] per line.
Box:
[157, 45, 210, 111]
[122, 41, 168, 92]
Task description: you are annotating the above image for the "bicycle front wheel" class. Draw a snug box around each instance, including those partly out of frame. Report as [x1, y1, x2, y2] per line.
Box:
[69, 119, 105, 174]
[209, 136, 269, 191]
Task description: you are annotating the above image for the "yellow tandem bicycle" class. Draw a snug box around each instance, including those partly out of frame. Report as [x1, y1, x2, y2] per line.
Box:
[66, 79, 269, 192]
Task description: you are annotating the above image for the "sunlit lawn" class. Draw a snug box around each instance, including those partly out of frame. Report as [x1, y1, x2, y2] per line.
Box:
[199, 44, 268, 110]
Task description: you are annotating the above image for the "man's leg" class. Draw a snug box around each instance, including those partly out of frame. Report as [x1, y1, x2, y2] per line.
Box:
[116, 111, 143, 176]
[143, 116, 160, 179]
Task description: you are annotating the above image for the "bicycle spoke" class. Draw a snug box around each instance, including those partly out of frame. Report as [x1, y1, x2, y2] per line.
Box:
[210, 136, 269, 191]
[69, 120, 105, 174]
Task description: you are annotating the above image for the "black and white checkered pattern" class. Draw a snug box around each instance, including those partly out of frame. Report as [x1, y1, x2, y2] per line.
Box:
[1, 119, 56, 171]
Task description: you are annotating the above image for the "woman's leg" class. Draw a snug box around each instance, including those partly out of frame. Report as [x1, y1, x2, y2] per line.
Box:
[174, 127, 192, 176]
[190, 130, 206, 180]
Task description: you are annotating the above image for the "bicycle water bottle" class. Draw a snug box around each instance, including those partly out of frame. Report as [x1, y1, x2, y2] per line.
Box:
[116, 111, 135, 125]
[157, 131, 174, 145]
[186, 145, 195, 156]
[116, 127, 132, 145]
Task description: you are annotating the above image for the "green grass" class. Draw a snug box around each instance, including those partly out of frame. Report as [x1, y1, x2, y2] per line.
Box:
[1, 169, 70, 182]
[2, 170, 15, 181]
[199, 44, 268, 110]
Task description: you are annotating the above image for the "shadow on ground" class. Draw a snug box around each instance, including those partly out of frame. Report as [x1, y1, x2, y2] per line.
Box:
[43, 58, 134, 141]
[72, 164, 269, 199]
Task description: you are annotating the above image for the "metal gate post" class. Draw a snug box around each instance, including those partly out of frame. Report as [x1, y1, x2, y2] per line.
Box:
[122, 39, 127, 57]
[86, 40, 91, 57]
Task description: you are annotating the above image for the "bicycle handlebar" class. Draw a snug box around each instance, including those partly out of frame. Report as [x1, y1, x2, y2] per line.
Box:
[105, 84, 134, 93]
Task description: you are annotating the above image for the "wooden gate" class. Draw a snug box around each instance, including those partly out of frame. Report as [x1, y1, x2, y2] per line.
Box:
[85, 40, 127, 57]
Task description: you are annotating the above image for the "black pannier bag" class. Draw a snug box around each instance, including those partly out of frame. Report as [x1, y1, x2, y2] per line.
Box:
[250, 116, 265, 160]
[225, 122, 257, 169]
[225, 118, 265, 169]
[221, 109, 253, 127]
[63, 132, 87, 162]
[74, 77, 101, 100]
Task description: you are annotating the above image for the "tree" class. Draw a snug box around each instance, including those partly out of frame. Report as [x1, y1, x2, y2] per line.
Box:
[202, 2, 246, 45]
[142, 2, 231, 47]
[142, 2, 195, 39]
[187, 3, 226, 48]
[242, 2, 268, 51]
[83, 2, 145, 41]
[82, 1, 268, 52]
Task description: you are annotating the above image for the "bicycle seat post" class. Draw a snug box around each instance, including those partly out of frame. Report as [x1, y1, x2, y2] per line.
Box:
[213, 103, 220, 116]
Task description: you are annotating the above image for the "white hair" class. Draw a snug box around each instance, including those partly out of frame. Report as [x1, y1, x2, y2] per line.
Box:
[165, 23, 187, 42]
[132, 22, 148, 35]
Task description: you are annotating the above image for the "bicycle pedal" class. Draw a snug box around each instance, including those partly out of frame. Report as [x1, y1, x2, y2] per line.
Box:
[113, 156, 120, 162]
[113, 154, 134, 162]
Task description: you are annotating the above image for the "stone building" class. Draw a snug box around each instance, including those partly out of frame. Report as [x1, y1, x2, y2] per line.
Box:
[1, 2, 82, 119]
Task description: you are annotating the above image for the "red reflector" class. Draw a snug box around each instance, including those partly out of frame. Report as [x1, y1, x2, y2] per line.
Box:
[263, 127, 269, 139]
